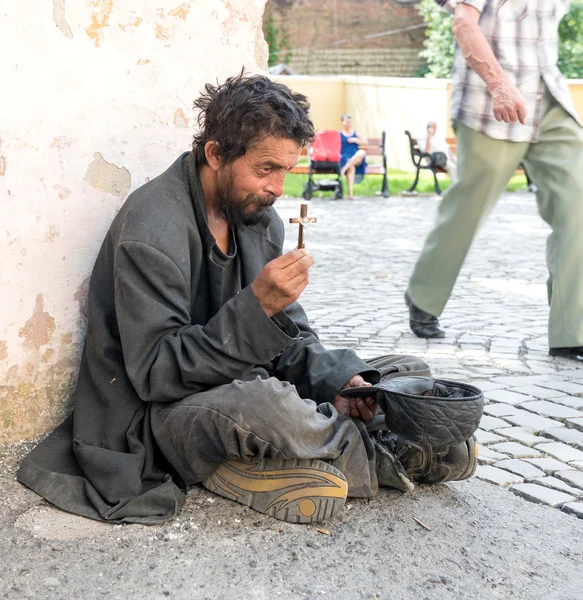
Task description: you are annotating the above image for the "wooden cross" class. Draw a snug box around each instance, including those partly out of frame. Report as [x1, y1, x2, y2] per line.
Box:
[289, 203, 317, 249]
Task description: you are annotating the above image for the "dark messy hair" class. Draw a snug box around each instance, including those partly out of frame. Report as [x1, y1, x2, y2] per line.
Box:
[192, 71, 315, 165]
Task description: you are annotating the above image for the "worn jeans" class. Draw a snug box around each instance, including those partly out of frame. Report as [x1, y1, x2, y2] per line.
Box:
[150, 354, 431, 499]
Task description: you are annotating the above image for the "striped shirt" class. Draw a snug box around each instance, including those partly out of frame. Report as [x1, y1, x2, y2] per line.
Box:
[436, 0, 581, 142]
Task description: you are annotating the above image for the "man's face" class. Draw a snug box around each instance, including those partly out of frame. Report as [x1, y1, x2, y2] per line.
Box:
[215, 136, 300, 228]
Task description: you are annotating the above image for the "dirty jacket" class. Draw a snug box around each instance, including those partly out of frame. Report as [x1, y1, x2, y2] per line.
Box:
[17, 152, 378, 523]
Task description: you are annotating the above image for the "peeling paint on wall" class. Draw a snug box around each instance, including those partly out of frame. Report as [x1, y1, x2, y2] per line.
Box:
[0, 137, 5, 177]
[6, 365, 19, 382]
[42, 348, 55, 363]
[52, 184, 71, 200]
[18, 294, 56, 351]
[118, 16, 143, 31]
[53, 0, 73, 40]
[170, 3, 191, 20]
[155, 21, 171, 40]
[84, 152, 131, 198]
[173, 108, 189, 128]
[1, 0, 268, 443]
[44, 225, 61, 243]
[1, 357, 78, 442]
[86, 0, 113, 47]
[74, 277, 90, 319]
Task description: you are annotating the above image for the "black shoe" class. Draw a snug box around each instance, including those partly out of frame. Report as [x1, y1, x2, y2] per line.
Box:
[549, 346, 583, 360]
[375, 431, 478, 485]
[405, 292, 445, 339]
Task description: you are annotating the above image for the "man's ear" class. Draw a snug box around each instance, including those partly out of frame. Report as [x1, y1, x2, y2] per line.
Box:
[204, 141, 222, 171]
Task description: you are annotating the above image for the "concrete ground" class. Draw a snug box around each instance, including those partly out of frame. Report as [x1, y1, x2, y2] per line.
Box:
[2, 191, 583, 600]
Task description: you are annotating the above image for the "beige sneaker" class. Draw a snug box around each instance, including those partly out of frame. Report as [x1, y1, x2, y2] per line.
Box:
[203, 458, 348, 524]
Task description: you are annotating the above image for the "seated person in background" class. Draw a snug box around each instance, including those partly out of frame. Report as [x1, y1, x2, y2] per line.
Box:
[339, 113, 367, 199]
[417, 120, 458, 184]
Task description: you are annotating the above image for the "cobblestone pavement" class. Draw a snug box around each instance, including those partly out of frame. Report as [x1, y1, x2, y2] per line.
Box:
[278, 191, 583, 519]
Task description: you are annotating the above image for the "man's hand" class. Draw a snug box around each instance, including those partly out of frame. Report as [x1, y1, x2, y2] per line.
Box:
[491, 79, 527, 124]
[333, 375, 378, 422]
[251, 249, 314, 317]
[453, 3, 527, 125]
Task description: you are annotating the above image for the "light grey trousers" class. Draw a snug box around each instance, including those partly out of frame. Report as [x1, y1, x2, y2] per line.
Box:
[150, 354, 431, 499]
[408, 87, 583, 348]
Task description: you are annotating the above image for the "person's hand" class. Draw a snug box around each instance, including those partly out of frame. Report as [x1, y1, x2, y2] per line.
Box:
[333, 375, 378, 422]
[251, 249, 314, 317]
[490, 78, 527, 124]
[348, 137, 359, 144]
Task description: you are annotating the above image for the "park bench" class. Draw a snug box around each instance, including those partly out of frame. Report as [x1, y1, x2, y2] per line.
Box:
[404, 129, 535, 195]
[290, 131, 390, 198]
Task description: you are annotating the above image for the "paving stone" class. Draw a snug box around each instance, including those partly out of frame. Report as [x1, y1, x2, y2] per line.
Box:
[555, 469, 583, 489]
[469, 380, 506, 392]
[510, 483, 576, 507]
[493, 459, 544, 481]
[483, 403, 524, 417]
[536, 381, 583, 396]
[477, 446, 508, 465]
[562, 503, 583, 519]
[566, 417, 583, 432]
[475, 465, 524, 487]
[489, 442, 542, 459]
[484, 389, 532, 405]
[474, 429, 506, 446]
[491, 376, 543, 386]
[552, 395, 583, 409]
[524, 458, 574, 475]
[519, 400, 582, 421]
[532, 476, 583, 497]
[540, 427, 583, 445]
[556, 369, 583, 379]
[492, 427, 547, 447]
[511, 385, 565, 399]
[534, 442, 583, 463]
[478, 415, 512, 431]
[503, 412, 564, 433]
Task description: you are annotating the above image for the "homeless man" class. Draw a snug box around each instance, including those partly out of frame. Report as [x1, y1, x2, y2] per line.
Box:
[17, 73, 480, 525]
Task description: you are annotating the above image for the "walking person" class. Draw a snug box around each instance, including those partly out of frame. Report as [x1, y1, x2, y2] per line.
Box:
[405, 0, 583, 361]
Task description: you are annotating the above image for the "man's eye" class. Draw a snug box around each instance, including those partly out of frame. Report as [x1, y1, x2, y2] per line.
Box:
[260, 167, 272, 175]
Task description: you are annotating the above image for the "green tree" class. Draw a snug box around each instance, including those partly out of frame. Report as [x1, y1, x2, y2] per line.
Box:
[418, 0, 454, 79]
[558, 3, 583, 78]
[418, 0, 583, 79]
[263, 9, 293, 67]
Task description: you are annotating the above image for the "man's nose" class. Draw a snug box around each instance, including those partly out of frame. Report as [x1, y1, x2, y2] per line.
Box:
[265, 172, 286, 198]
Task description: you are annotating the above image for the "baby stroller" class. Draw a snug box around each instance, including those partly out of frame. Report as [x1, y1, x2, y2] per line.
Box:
[302, 130, 344, 200]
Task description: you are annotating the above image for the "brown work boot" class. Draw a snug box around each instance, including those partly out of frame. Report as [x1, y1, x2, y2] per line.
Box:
[374, 431, 478, 486]
[203, 458, 348, 524]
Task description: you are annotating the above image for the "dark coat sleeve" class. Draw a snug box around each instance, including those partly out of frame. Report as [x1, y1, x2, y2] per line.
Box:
[114, 241, 300, 402]
[269, 302, 380, 405]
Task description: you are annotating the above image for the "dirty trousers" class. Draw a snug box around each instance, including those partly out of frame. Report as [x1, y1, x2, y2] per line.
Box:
[150, 354, 430, 498]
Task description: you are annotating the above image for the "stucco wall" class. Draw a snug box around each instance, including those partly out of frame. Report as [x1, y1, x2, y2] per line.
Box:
[1, 0, 268, 443]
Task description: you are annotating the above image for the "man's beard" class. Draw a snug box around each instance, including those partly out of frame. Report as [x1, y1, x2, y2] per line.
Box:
[216, 171, 276, 229]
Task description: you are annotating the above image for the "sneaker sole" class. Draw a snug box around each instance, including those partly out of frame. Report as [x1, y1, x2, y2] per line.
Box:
[457, 436, 478, 481]
[203, 458, 347, 524]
